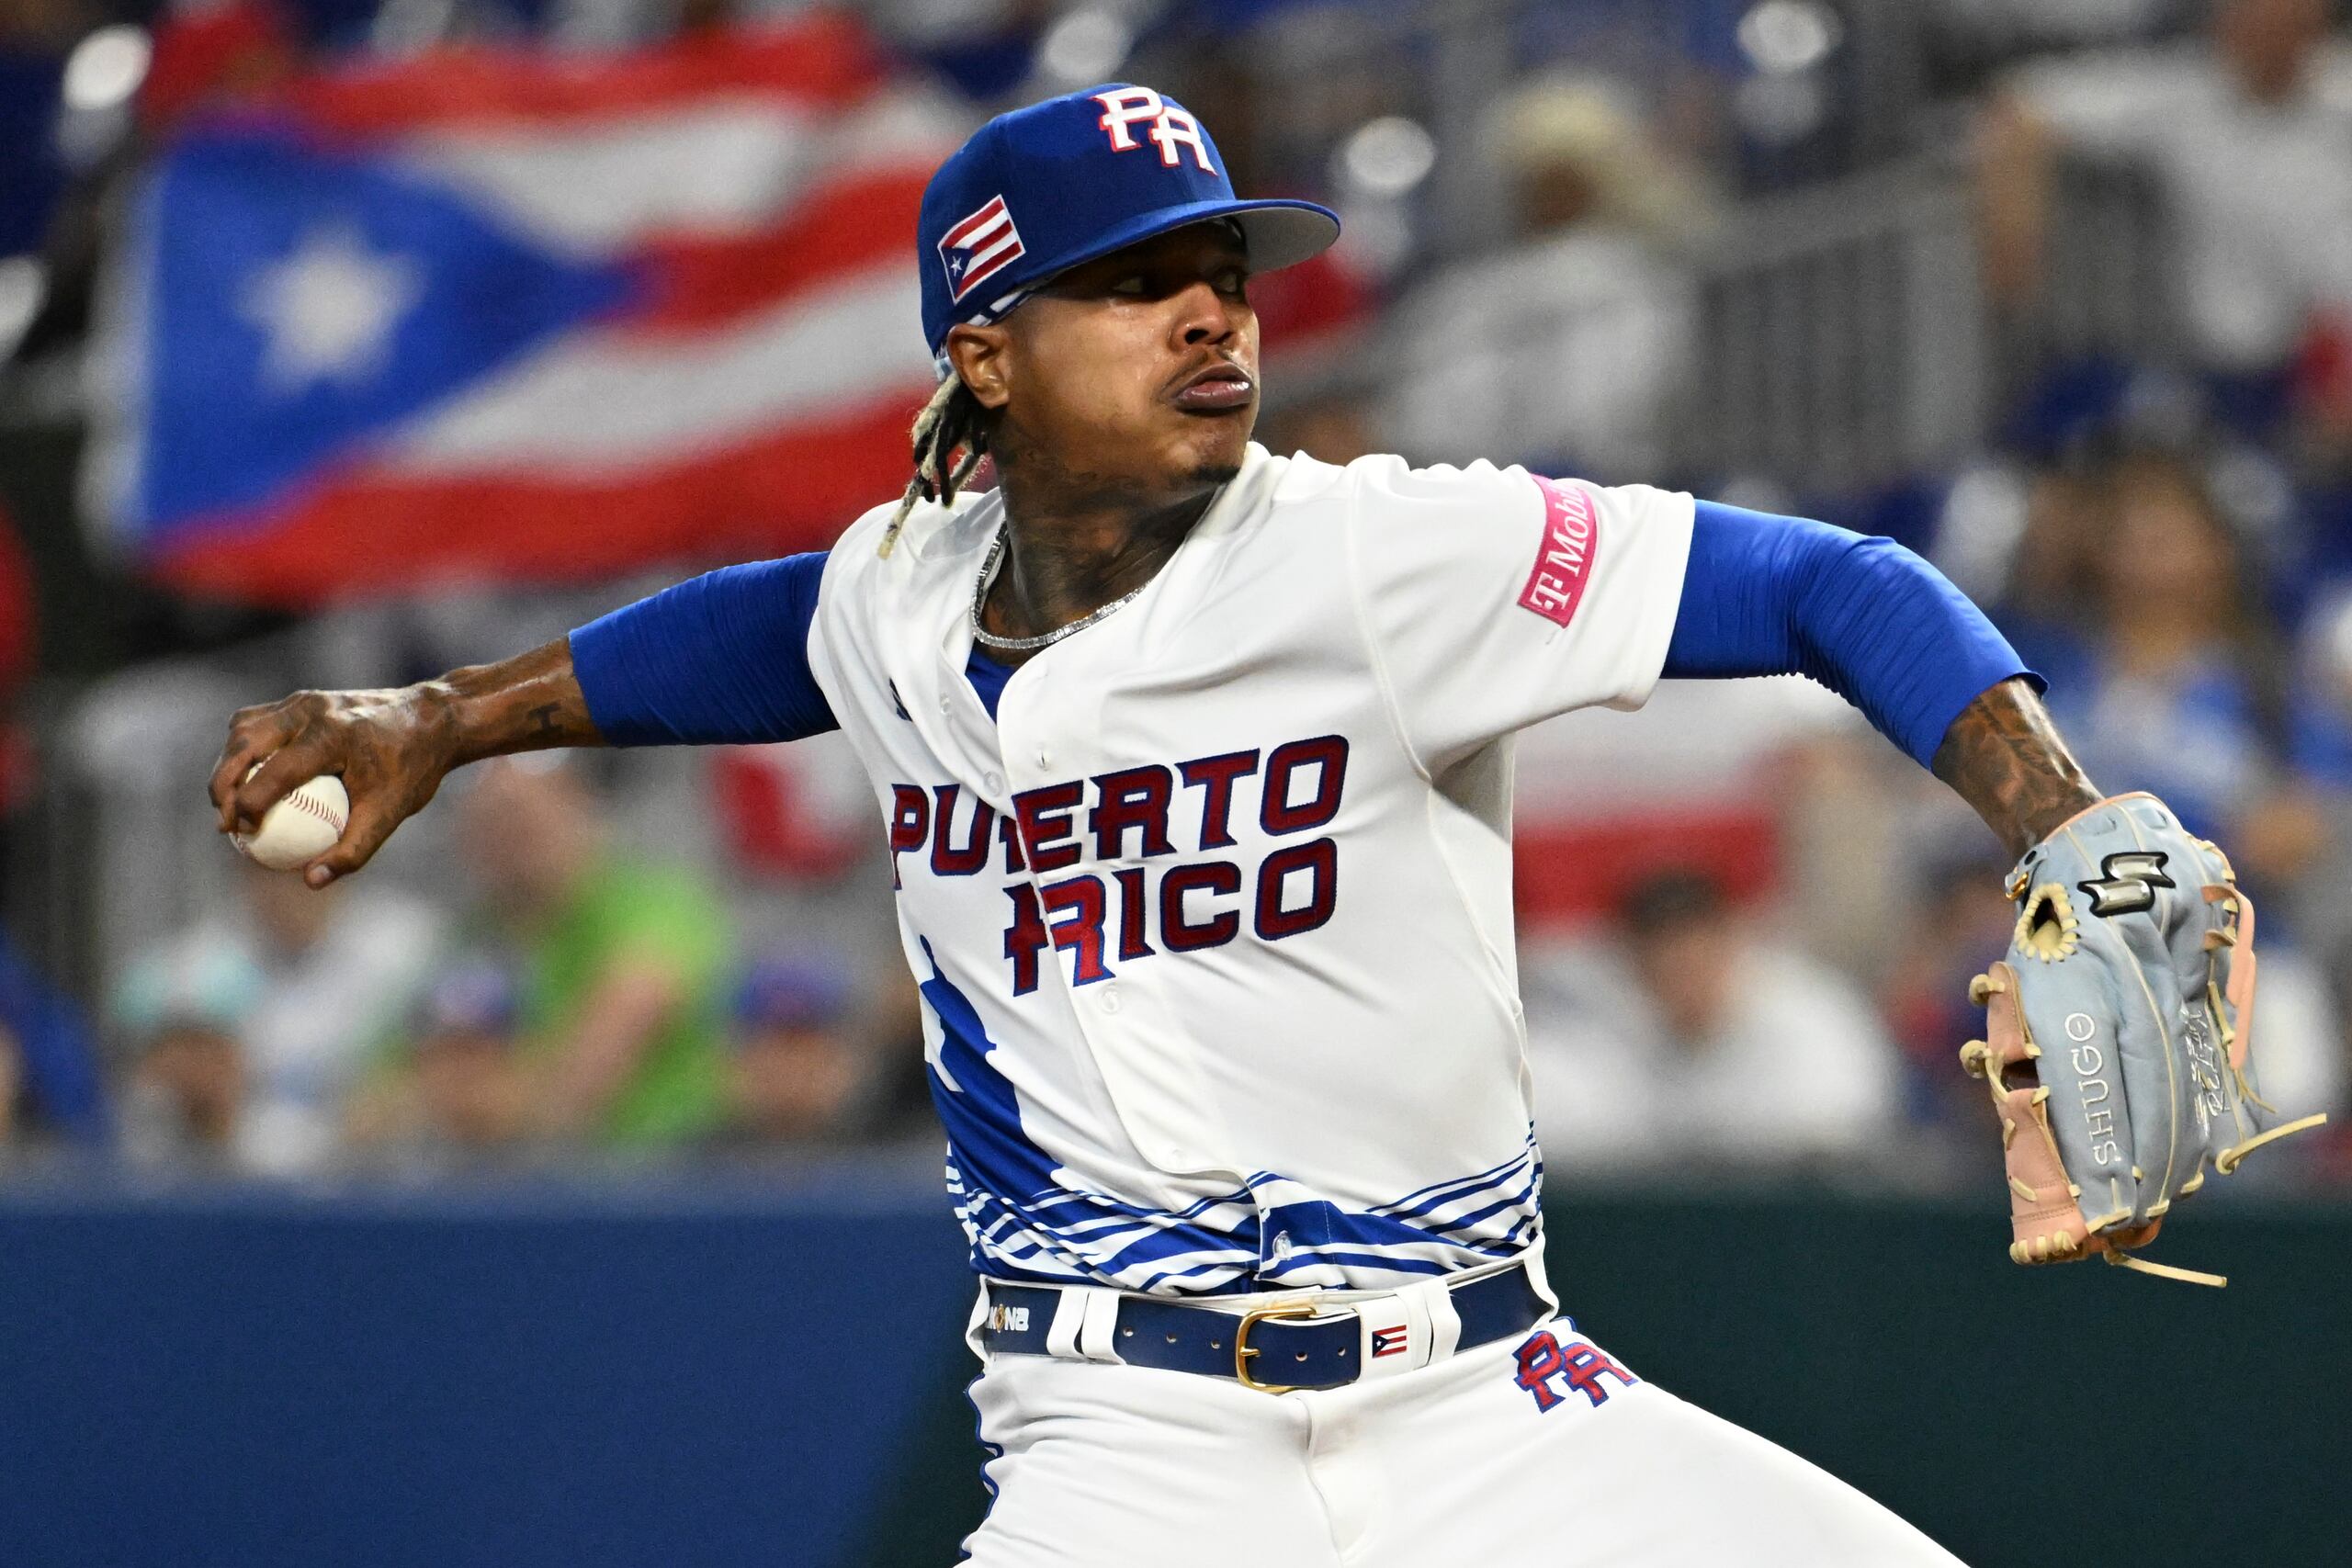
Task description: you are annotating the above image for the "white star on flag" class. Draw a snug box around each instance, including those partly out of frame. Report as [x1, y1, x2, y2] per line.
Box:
[242, 223, 424, 390]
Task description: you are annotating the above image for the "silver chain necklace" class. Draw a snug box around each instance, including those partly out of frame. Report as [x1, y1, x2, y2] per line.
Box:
[968, 527, 1150, 653]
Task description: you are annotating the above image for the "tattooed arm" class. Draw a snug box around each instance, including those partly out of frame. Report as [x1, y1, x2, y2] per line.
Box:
[1931, 677, 2102, 861]
[209, 637, 602, 887]
[209, 555, 840, 886]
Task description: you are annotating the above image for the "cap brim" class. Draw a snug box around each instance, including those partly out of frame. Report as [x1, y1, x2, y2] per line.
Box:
[1042, 197, 1340, 290]
[1226, 199, 1345, 272]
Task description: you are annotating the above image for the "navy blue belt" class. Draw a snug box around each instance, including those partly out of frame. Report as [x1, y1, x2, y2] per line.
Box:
[979, 1264, 1549, 1393]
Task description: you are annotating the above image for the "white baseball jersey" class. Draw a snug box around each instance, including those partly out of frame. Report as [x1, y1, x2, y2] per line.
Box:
[806, 443, 1694, 1294]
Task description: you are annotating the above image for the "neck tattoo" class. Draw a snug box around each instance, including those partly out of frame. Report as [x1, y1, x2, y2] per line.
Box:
[968, 527, 1152, 654]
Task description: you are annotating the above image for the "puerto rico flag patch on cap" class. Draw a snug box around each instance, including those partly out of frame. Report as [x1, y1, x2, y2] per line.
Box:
[939, 195, 1024, 303]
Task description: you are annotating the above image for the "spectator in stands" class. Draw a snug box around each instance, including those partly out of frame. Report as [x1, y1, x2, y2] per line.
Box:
[2027, 447, 2309, 838]
[1879, 844, 2025, 1159]
[1977, 442, 2108, 636]
[345, 962, 529, 1163]
[114, 942, 258, 1168]
[1978, 0, 2352, 422]
[0, 931, 107, 1152]
[455, 755, 733, 1150]
[712, 952, 872, 1150]
[1381, 71, 1716, 482]
[408, 964, 528, 1152]
[111, 858, 442, 1173]
[1522, 868, 1902, 1179]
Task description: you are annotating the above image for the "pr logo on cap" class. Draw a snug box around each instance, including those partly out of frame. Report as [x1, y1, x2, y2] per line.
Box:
[914, 85, 1337, 355]
[1092, 86, 1214, 172]
[938, 194, 1026, 304]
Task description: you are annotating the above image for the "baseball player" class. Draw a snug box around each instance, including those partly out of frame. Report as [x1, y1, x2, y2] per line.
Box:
[212, 85, 2317, 1565]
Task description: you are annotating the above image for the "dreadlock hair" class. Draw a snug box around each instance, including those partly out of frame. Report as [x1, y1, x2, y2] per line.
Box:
[877, 370, 991, 558]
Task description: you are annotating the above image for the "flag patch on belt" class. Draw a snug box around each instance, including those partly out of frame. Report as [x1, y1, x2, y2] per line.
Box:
[1370, 1324, 1410, 1359]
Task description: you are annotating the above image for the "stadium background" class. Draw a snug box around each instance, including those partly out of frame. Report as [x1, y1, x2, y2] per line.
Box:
[4, 1, 2351, 1563]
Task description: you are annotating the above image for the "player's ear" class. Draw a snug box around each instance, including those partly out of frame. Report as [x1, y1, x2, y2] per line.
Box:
[944, 322, 1012, 412]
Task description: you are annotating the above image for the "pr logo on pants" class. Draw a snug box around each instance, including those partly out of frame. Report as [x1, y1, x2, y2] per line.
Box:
[1513, 1329, 1636, 1413]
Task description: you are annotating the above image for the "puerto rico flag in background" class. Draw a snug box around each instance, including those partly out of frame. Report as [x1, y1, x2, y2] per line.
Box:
[87, 13, 958, 606]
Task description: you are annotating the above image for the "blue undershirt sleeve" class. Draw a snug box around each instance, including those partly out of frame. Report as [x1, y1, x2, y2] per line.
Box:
[1663, 501, 2036, 768]
[568, 553, 839, 747]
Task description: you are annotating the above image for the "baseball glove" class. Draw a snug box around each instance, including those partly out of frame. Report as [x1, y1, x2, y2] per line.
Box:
[1960, 792, 2326, 1286]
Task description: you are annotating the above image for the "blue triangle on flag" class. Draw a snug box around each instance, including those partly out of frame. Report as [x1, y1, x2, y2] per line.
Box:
[131, 128, 639, 530]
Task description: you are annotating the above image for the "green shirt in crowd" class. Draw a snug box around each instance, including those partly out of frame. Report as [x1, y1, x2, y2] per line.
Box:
[519, 855, 733, 1146]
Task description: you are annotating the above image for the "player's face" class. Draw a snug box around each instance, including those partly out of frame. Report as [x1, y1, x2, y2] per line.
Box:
[967, 223, 1260, 498]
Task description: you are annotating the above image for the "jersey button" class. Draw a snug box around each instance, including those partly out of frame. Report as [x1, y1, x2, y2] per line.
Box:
[983, 771, 1002, 793]
[1035, 749, 1051, 768]
[1096, 985, 1121, 1013]
[938, 695, 952, 715]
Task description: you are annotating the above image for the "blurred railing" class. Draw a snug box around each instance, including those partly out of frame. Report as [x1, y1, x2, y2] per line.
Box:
[1377, 149, 2163, 498]
[1682, 159, 1989, 491]
[1996, 155, 2177, 400]
[1396, 147, 2166, 496]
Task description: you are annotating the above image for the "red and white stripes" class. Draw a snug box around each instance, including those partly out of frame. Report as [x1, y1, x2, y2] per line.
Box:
[153, 14, 965, 603]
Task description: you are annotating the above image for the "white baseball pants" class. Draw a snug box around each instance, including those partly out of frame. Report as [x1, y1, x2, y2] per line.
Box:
[957, 1311, 1964, 1567]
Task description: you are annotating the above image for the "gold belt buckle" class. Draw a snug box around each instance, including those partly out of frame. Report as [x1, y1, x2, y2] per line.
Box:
[1233, 1302, 1321, 1393]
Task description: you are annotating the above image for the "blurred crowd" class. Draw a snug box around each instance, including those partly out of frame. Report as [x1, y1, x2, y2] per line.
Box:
[7, 750, 940, 1171]
[7, 0, 2352, 1191]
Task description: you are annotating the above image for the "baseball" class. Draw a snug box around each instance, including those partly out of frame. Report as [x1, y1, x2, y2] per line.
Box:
[232, 764, 349, 872]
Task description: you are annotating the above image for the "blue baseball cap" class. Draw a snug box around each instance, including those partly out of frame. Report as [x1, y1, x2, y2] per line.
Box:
[415, 961, 520, 1040]
[731, 953, 854, 1035]
[918, 84, 1340, 357]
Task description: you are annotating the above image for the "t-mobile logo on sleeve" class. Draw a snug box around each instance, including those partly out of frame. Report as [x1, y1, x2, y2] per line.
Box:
[1518, 478, 1600, 629]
